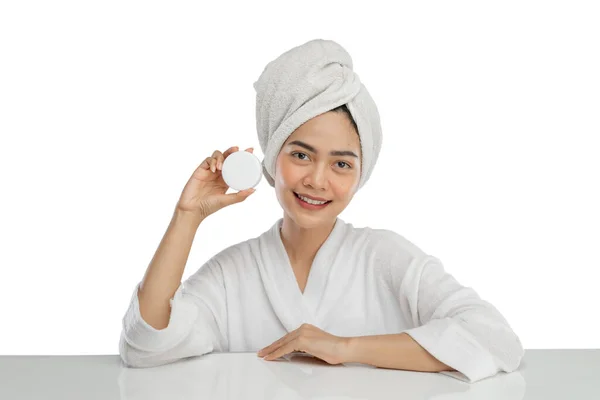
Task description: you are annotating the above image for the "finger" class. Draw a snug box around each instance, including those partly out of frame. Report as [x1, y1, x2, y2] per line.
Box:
[210, 157, 217, 173]
[245, 147, 254, 153]
[223, 146, 239, 158]
[258, 330, 294, 357]
[199, 156, 213, 170]
[217, 146, 241, 170]
[220, 188, 256, 207]
[237, 189, 256, 202]
[212, 150, 224, 170]
[264, 340, 301, 361]
[259, 330, 299, 357]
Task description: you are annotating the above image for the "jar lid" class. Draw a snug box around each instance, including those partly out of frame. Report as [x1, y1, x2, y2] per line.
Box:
[221, 150, 262, 191]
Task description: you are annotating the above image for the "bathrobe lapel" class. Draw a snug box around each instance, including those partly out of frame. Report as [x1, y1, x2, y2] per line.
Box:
[256, 217, 348, 332]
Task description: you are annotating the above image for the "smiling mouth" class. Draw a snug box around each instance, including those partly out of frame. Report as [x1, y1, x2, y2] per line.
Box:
[293, 192, 332, 205]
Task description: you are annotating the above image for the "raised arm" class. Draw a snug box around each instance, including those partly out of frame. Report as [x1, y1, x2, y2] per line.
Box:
[119, 146, 255, 367]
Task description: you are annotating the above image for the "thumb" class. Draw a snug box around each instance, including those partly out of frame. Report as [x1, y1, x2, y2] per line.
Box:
[221, 188, 256, 206]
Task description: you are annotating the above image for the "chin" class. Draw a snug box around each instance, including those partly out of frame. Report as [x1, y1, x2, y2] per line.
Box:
[289, 213, 325, 229]
[284, 191, 341, 228]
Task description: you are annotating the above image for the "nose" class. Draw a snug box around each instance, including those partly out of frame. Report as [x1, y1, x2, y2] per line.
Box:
[303, 163, 328, 190]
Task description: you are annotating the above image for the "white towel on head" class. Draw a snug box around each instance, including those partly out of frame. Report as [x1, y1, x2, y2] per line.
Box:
[253, 38, 383, 190]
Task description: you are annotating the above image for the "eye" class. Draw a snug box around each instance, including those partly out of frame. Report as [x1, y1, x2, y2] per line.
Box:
[292, 152, 309, 160]
[336, 161, 351, 169]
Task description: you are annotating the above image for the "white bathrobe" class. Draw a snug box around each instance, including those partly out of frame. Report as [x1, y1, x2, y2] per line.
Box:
[120, 217, 524, 383]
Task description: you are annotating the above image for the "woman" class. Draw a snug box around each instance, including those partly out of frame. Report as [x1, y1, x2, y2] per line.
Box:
[119, 39, 524, 383]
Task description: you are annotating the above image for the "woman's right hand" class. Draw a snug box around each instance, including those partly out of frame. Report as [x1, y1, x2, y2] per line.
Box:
[176, 146, 257, 220]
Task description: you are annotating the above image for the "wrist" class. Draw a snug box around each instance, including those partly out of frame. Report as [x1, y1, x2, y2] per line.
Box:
[173, 207, 205, 227]
[341, 336, 358, 363]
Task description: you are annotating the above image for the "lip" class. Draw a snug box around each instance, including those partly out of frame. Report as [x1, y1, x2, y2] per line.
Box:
[294, 192, 330, 202]
[294, 192, 332, 210]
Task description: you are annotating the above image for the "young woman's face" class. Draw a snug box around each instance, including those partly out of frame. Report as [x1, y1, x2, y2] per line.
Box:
[274, 111, 362, 228]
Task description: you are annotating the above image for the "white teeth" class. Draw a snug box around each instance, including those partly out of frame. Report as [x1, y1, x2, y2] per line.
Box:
[297, 194, 328, 205]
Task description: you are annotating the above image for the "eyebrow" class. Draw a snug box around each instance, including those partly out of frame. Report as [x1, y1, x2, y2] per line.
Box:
[287, 140, 359, 158]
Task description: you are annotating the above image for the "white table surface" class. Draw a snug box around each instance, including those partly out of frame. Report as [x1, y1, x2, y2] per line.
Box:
[0, 350, 598, 399]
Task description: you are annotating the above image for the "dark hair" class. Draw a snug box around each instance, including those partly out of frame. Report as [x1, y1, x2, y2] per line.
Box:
[330, 104, 359, 136]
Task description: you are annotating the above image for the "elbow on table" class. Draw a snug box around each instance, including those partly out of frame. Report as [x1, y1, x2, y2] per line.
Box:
[506, 333, 526, 372]
[487, 329, 526, 375]
[118, 330, 217, 368]
[119, 348, 149, 369]
[118, 333, 180, 368]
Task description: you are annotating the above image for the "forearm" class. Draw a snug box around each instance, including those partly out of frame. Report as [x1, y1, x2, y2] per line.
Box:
[345, 333, 455, 373]
[138, 208, 204, 330]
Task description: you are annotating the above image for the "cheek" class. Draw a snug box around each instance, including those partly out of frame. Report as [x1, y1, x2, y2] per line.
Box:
[332, 178, 357, 199]
[278, 159, 304, 184]
[341, 167, 362, 196]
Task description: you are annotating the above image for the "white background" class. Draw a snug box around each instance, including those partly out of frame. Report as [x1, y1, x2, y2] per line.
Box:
[1, 1, 598, 355]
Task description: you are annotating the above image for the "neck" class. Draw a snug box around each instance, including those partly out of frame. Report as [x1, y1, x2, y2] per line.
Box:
[279, 214, 336, 266]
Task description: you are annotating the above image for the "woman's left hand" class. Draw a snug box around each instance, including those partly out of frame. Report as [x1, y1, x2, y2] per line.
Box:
[257, 323, 351, 365]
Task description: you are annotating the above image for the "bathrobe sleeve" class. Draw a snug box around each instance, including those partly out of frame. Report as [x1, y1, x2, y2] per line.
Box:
[119, 257, 228, 368]
[384, 234, 524, 383]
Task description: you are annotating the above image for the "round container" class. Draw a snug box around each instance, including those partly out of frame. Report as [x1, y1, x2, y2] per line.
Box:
[221, 150, 262, 191]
